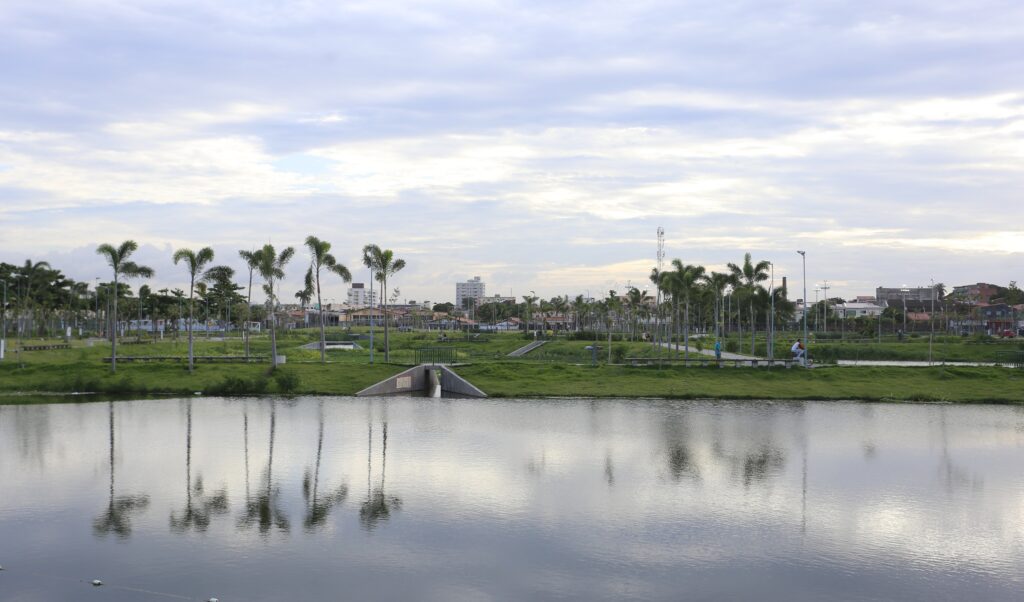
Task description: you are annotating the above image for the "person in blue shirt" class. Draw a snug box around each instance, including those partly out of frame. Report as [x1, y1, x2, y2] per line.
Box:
[714, 339, 722, 361]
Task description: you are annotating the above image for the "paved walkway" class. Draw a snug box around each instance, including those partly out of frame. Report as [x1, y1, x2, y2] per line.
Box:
[836, 360, 1002, 367]
[508, 340, 548, 357]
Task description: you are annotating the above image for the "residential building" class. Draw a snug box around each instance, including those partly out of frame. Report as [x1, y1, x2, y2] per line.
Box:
[346, 282, 378, 308]
[456, 276, 486, 307]
[949, 283, 999, 305]
[475, 293, 515, 306]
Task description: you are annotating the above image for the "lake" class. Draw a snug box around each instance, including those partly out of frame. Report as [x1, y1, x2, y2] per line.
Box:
[1, 396, 1022, 601]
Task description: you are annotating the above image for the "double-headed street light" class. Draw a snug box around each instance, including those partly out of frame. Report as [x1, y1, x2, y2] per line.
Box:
[1, 278, 7, 361]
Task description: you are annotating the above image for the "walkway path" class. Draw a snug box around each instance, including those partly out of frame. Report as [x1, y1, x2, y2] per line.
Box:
[836, 360, 1003, 367]
[508, 340, 548, 357]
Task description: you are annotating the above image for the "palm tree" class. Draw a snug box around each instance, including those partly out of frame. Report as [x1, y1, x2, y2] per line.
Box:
[361, 245, 405, 362]
[172, 247, 215, 373]
[668, 260, 706, 361]
[704, 271, 732, 341]
[96, 241, 154, 372]
[295, 272, 314, 309]
[238, 249, 260, 359]
[304, 236, 352, 363]
[253, 244, 294, 368]
[727, 253, 770, 356]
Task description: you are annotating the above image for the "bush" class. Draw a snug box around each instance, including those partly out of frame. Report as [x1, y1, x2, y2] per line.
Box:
[611, 345, 627, 363]
[273, 369, 301, 393]
[725, 340, 739, 353]
[206, 375, 269, 396]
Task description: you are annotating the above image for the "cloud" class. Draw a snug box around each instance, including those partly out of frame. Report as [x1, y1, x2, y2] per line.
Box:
[0, 0, 1022, 302]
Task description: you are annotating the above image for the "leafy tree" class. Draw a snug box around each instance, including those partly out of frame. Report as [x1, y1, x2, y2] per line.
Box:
[304, 236, 352, 363]
[96, 241, 154, 372]
[173, 247, 215, 373]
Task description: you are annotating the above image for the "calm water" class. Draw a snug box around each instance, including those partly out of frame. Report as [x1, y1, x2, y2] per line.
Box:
[1, 397, 1023, 601]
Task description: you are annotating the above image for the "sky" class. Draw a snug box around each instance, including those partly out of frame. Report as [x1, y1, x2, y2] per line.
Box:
[1, 0, 1022, 305]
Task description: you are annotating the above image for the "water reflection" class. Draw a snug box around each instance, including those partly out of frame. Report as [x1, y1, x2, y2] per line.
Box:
[238, 400, 290, 534]
[93, 402, 149, 539]
[2, 398, 1022, 601]
[359, 413, 401, 531]
[170, 401, 228, 533]
[303, 401, 348, 531]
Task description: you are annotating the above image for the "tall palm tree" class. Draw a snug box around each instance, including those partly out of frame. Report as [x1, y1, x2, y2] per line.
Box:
[253, 244, 295, 368]
[172, 247, 214, 373]
[96, 241, 154, 372]
[295, 271, 314, 309]
[304, 236, 352, 363]
[362, 245, 405, 362]
[704, 271, 732, 341]
[727, 253, 770, 356]
[238, 249, 260, 359]
[668, 260, 706, 361]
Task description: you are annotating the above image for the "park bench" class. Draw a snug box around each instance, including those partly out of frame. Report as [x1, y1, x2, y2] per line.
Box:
[19, 344, 70, 351]
[101, 355, 268, 364]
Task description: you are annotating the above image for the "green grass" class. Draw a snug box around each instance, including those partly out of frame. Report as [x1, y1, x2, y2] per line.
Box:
[2, 329, 1022, 403]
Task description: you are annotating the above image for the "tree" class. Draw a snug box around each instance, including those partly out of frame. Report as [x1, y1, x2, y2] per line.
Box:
[304, 236, 352, 364]
[361, 245, 405, 362]
[665, 260, 705, 361]
[238, 249, 261, 359]
[173, 247, 215, 373]
[96, 241, 154, 373]
[253, 244, 295, 368]
[704, 271, 731, 341]
[727, 253, 770, 356]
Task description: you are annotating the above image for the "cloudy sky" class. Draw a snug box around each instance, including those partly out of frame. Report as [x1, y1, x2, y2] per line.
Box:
[1, 0, 1022, 304]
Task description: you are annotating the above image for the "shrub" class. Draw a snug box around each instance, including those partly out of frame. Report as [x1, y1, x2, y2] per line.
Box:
[273, 369, 301, 393]
[611, 345, 627, 363]
[725, 340, 739, 353]
[206, 375, 269, 396]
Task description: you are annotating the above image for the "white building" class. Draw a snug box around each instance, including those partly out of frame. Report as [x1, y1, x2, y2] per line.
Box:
[836, 302, 885, 318]
[456, 276, 486, 307]
[347, 282, 378, 308]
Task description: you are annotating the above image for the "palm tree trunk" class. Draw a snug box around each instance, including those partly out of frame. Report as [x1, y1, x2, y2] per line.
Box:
[316, 272, 326, 364]
[382, 277, 390, 362]
[111, 275, 118, 373]
[750, 302, 756, 356]
[684, 297, 690, 362]
[269, 280, 278, 368]
[244, 268, 253, 359]
[187, 276, 195, 373]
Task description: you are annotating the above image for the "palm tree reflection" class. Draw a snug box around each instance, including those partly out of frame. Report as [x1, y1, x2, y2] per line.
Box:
[94, 402, 149, 539]
[360, 414, 401, 531]
[170, 400, 228, 533]
[238, 400, 290, 535]
[303, 401, 348, 531]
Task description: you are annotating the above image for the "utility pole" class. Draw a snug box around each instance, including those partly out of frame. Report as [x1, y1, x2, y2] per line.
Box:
[656, 226, 664, 368]
[1, 279, 7, 361]
[769, 262, 775, 360]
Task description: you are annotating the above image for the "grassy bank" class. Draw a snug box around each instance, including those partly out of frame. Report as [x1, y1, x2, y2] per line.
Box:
[1, 358, 1021, 403]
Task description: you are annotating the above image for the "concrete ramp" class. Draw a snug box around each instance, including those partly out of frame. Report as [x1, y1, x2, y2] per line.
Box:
[508, 340, 547, 357]
[357, 364, 487, 398]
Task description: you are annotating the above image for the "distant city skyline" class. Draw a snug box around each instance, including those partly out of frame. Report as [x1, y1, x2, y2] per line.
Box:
[1, 1, 1021, 304]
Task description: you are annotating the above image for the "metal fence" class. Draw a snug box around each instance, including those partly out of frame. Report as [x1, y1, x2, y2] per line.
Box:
[997, 351, 1024, 368]
[415, 347, 461, 365]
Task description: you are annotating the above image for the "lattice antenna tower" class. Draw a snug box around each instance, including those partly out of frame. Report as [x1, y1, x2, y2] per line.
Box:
[656, 227, 665, 274]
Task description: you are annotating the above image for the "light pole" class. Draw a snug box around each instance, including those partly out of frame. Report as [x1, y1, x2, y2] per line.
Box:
[814, 287, 820, 332]
[769, 262, 775, 360]
[900, 285, 909, 337]
[94, 277, 101, 337]
[1, 278, 7, 361]
[820, 279, 830, 334]
[797, 251, 808, 366]
[928, 278, 935, 365]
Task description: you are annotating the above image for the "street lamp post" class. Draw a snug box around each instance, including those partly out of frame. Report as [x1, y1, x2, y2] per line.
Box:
[900, 285, 909, 337]
[797, 251, 808, 366]
[1, 278, 7, 361]
[94, 277, 100, 337]
[769, 262, 775, 360]
[928, 279, 935, 365]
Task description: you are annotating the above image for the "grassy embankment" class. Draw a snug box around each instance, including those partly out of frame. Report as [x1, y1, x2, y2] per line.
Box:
[0, 329, 1021, 402]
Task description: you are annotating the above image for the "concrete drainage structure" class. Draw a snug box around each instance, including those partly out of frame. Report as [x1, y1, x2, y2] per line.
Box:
[356, 364, 487, 398]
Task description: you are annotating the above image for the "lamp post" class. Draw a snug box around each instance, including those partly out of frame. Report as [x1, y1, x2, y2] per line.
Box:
[928, 279, 935, 365]
[1, 278, 7, 361]
[94, 277, 100, 337]
[900, 285, 909, 337]
[769, 262, 775, 360]
[797, 251, 808, 366]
